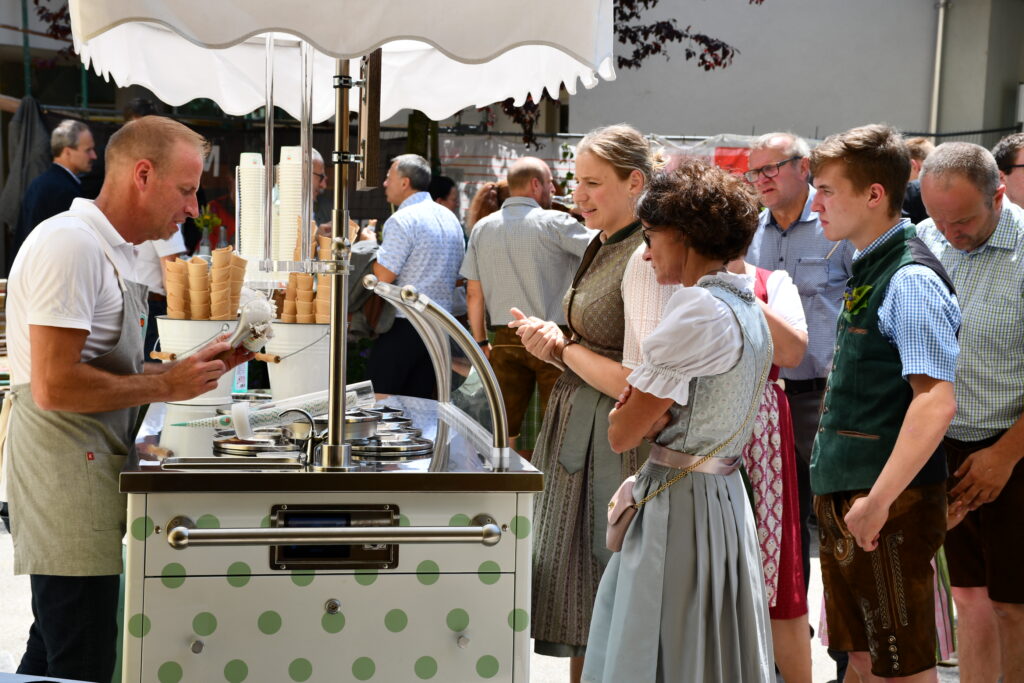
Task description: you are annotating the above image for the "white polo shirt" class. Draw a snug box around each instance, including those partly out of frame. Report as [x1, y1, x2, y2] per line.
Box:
[8, 198, 137, 386]
[134, 228, 187, 296]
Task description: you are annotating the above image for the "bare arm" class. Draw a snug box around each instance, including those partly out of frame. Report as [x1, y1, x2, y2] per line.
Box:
[948, 409, 1024, 513]
[844, 374, 956, 550]
[466, 280, 488, 342]
[372, 261, 397, 285]
[758, 299, 807, 368]
[30, 325, 236, 412]
[607, 385, 674, 453]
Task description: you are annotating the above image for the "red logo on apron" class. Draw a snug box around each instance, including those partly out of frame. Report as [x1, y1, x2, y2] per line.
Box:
[140, 316, 146, 328]
[87, 451, 95, 461]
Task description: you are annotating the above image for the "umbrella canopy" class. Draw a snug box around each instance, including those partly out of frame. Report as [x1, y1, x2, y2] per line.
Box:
[70, 0, 615, 121]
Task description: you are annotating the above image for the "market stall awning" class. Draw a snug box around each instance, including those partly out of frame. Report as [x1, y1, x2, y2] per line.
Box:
[70, 0, 616, 122]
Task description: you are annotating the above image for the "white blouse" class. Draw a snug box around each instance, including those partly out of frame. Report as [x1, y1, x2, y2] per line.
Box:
[627, 271, 747, 406]
[621, 243, 680, 369]
[759, 269, 808, 333]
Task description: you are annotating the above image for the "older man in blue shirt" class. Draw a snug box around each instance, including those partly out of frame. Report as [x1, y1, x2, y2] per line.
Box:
[746, 132, 855, 600]
[369, 154, 465, 398]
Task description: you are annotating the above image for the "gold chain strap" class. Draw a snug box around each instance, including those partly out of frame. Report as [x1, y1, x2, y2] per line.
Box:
[629, 335, 774, 511]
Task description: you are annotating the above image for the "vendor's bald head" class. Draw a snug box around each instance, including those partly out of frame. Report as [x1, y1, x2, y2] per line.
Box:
[507, 156, 556, 209]
[98, 116, 210, 244]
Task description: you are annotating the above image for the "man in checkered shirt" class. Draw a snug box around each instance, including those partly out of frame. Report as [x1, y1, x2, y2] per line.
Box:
[918, 141, 1024, 683]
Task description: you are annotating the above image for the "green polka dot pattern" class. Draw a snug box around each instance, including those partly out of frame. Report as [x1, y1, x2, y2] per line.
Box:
[157, 661, 183, 683]
[476, 655, 500, 678]
[509, 515, 530, 539]
[226, 561, 251, 587]
[258, 610, 282, 635]
[192, 612, 217, 636]
[196, 513, 220, 529]
[322, 611, 346, 634]
[416, 560, 439, 585]
[352, 656, 376, 680]
[130, 516, 154, 541]
[446, 608, 469, 632]
[288, 658, 313, 681]
[224, 658, 248, 682]
[260, 515, 271, 528]
[127, 612, 150, 638]
[398, 514, 411, 527]
[448, 513, 470, 526]
[477, 560, 501, 585]
[414, 656, 438, 679]
[384, 609, 408, 632]
[354, 569, 378, 586]
[160, 563, 186, 589]
[508, 608, 529, 632]
[290, 569, 314, 587]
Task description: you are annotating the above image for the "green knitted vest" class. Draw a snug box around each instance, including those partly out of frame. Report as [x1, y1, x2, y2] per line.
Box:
[810, 225, 953, 495]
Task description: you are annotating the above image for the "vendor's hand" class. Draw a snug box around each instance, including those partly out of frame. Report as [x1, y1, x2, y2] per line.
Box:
[161, 341, 231, 402]
[948, 445, 1016, 511]
[844, 494, 889, 552]
[214, 333, 257, 370]
[508, 308, 565, 364]
[614, 385, 632, 410]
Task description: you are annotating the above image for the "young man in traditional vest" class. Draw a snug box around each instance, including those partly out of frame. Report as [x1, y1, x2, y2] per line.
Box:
[807, 124, 961, 683]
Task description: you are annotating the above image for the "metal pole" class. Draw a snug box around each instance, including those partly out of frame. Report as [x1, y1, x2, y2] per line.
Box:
[20, 0, 31, 97]
[80, 64, 88, 109]
[263, 35, 275, 263]
[928, 1, 948, 140]
[318, 59, 352, 471]
[298, 41, 313, 262]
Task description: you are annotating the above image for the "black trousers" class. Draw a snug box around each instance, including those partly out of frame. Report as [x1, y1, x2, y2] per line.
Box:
[18, 573, 120, 683]
[783, 385, 824, 596]
[367, 318, 437, 399]
[143, 298, 166, 361]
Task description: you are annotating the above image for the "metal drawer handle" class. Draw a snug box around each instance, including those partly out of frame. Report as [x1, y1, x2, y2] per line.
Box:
[166, 515, 501, 550]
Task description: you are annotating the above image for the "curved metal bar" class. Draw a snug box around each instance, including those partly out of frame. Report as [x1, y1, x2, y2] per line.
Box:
[361, 276, 509, 461]
[167, 524, 501, 549]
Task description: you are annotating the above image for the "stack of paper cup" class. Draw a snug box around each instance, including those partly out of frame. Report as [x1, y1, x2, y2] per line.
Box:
[236, 152, 265, 263]
[276, 146, 304, 262]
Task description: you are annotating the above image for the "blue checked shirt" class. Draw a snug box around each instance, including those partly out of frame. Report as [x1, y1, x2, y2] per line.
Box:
[747, 187, 854, 380]
[918, 202, 1024, 441]
[855, 220, 960, 385]
[377, 192, 465, 317]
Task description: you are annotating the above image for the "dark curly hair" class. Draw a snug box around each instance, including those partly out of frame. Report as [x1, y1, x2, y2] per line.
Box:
[636, 159, 760, 263]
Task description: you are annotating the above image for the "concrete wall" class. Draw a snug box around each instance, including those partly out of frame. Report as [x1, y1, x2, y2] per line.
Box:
[569, 0, 939, 138]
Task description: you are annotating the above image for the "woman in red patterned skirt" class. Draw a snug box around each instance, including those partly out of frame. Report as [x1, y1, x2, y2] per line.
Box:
[730, 258, 812, 683]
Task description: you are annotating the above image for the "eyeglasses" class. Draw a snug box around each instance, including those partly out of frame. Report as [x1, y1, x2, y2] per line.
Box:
[743, 156, 802, 183]
[1006, 164, 1024, 173]
[313, 172, 327, 183]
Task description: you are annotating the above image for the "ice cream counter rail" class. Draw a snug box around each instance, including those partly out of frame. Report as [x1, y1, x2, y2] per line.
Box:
[120, 397, 542, 683]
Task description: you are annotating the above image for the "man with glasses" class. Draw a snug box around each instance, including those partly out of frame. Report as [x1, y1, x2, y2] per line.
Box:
[992, 132, 1024, 207]
[745, 132, 854, 610]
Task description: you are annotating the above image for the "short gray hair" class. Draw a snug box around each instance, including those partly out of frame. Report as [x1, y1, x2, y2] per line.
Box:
[51, 119, 90, 158]
[311, 148, 324, 164]
[750, 132, 811, 159]
[392, 154, 431, 191]
[920, 142, 1000, 203]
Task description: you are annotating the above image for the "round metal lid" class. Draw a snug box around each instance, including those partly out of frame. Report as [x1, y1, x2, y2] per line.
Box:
[348, 435, 433, 456]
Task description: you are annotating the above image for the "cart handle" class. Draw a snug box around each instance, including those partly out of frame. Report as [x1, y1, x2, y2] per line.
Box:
[166, 518, 501, 549]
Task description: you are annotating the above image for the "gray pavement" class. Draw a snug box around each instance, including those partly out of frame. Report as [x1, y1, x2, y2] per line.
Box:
[0, 525, 960, 681]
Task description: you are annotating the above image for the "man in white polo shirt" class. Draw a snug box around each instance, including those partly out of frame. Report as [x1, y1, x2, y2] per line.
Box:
[4, 116, 251, 682]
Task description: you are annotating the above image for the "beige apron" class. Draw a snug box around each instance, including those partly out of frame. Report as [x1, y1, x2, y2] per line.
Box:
[7, 213, 147, 576]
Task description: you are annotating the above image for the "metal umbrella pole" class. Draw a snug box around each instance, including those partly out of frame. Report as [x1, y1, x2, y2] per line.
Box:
[317, 58, 353, 471]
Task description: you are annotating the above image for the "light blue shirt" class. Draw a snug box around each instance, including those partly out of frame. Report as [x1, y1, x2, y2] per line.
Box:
[747, 187, 854, 380]
[377, 192, 465, 316]
[918, 203, 1024, 440]
[855, 220, 960, 384]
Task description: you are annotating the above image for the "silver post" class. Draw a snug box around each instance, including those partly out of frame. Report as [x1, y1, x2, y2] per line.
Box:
[298, 40, 313, 262]
[263, 34, 275, 263]
[318, 58, 352, 471]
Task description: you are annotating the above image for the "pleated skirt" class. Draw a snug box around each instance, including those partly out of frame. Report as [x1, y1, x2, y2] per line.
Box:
[583, 462, 774, 683]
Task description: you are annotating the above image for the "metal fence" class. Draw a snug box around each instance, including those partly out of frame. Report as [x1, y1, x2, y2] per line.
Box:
[903, 123, 1023, 150]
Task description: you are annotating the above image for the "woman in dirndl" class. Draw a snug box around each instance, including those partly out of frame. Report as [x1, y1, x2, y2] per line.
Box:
[584, 160, 774, 683]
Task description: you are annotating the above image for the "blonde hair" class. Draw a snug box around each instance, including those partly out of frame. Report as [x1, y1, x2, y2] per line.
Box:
[106, 115, 209, 169]
[576, 124, 660, 182]
[904, 136, 935, 163]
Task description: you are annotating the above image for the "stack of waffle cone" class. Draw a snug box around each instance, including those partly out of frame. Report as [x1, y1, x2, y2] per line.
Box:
[315, 273, 332, 323]
[187, 257, 210, 320]
[209, 246, 247, 320]
[165, 259, 189, 319]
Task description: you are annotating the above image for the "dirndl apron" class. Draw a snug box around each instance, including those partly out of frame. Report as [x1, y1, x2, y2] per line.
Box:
[7, 212, 147, 576]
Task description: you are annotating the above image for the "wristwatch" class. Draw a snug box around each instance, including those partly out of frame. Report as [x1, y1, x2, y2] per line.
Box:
[475, 338, 490, 347]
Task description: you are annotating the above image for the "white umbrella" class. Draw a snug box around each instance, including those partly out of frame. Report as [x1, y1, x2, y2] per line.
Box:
[70, 0, 615, 121]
